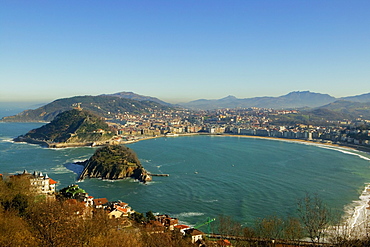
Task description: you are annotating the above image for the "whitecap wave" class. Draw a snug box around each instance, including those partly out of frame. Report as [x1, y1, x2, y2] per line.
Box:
[0, 138, 14, 143]
[200, 199, 218, 203]
[316, 146, 370, 161]
[71, 159, 88, 163]
[288, 141, 370, 161]
[140, 159, 152, 163]
[172, 212, 205, 218]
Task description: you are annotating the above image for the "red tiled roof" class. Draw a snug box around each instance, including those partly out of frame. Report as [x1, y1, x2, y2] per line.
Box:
[116, 206, 128, 213]
[217, 239, 232, 246]
[184, 228, 204, 236]
[174, 224, 190, 229]
[49, 178, 57, 185]
[93, 198, 108, 205]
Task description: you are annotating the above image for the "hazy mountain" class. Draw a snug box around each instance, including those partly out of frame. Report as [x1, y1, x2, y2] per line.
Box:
[103, 91, 171, 106]
[314, 100, 370, 119]
[270, 100, 370, 125]
[341, 93, 370, 103]
[1, 95, 173, 122]
[180, 91, 337, 110]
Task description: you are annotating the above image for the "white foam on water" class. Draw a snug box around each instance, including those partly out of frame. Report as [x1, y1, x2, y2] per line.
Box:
[286, 140, 370, 161]
[0, 138, 14, 143]
[340, 184, 370, 238]
[172, 212, 205, 218]
[201, 199, 218, 203]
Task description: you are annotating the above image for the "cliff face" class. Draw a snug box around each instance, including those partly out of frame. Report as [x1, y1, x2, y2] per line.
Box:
[14, 109, 114, 147]
[78, 145, 151, 182]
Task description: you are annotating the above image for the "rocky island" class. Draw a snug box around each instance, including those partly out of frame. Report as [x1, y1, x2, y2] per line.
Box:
[13, 109, 114, 148]
[78, 145, 152, 183]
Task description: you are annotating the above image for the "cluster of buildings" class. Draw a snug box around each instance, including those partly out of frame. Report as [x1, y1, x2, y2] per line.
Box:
[103, 107, 370, 149]
[2, 171, 211, 245]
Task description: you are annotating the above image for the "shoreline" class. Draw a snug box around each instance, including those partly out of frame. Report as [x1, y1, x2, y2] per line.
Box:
[15, 131, 370, 235]
[219, 133, 370, 154]
[128, 133, 370, 236]
[126, 133, 370, 155]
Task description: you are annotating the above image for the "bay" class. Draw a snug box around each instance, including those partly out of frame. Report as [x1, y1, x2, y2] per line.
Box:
[1, 121, 370, 228]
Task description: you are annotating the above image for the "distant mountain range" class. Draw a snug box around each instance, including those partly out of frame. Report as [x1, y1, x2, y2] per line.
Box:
[1, 91, 370, 122]
[179, 91, 370, 110]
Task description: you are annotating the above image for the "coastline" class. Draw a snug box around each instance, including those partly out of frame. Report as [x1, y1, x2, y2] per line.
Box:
[14, 130, 370, 235]
[219, 134, 370, 236]
[344, 184, 370, 238]
[128, 132, 370, 236]
[220, 133, 370, 154]
[122, 132, 370, 155]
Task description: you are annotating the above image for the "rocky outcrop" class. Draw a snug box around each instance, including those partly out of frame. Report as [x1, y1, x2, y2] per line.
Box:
[78, 145, 151, 183]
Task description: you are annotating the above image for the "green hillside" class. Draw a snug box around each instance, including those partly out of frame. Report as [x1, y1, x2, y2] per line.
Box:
[14, 109, 114, 144]
[271, 101, 370, 125]
[1, 95, 173, 122]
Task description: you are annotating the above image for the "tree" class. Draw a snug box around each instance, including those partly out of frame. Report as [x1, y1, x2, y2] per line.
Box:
[146, 211, 156, 221]
[297, 193, 331, 245]
[254, 215, 284, 240]
[217, 215, 243, 237]
[0, 210, 38, 246]
[130, 211, 146, 224]
[283, 216, 304, 245]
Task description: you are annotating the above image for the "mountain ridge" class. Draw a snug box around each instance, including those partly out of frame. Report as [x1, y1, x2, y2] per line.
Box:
[179, 91, 370, 110]
[1, 95, 174, 122]
[102, 91, 171, 106]
[1, 91, 370, 122]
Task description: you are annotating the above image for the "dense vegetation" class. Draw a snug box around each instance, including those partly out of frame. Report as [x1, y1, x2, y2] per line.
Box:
[15, 109, 114, 143]
[2, 177, 370, 246]
[1, 95, 173, 122]
[79, 145, 146, 180]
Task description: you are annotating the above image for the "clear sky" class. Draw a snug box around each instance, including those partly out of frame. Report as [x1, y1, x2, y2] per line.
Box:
[1, 0, 369, 104]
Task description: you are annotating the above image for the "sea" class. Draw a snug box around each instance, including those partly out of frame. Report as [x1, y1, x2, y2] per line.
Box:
[1, 109, 370, 229]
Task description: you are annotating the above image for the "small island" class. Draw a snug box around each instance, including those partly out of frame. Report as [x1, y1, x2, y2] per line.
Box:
[77, 145, 152, 183]
[13, 109, 114, 148]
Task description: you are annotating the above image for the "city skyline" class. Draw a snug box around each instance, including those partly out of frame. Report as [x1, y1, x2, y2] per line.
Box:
[1, 1, 370, 104]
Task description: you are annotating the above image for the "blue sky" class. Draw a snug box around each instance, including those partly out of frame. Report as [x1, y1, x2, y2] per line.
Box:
[1, 0, 369, 104]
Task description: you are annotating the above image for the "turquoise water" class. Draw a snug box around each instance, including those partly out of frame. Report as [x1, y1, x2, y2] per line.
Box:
[1, 121, 370, 228]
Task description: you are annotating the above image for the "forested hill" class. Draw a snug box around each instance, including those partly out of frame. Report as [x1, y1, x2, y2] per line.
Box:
[14, 109, 114, 145]
[1, 95, 173, 122]
[78, 145, 151, 182]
